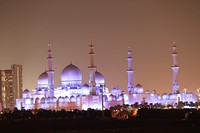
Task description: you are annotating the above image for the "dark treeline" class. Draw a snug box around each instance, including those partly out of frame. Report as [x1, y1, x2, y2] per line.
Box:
[0, 108, 112, 121]
[137, 108, 200, 120]
[1, 108, 200, 121]
[0, 108, 200, 133]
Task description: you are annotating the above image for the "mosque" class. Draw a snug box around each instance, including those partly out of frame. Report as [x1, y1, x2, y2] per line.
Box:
[16, 40, 199, 110]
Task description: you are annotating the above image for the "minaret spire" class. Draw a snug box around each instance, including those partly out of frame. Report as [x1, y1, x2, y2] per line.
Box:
[88, 37, 97, 95]
[127, 47, 134, 93]
[46, 43, 54, 98]
[89, 37, 95, 66]
[47, 44, 53, 70]
[171, 41, 180, 94]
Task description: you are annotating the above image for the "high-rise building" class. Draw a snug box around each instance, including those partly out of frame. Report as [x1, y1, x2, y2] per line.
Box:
[0, 64, 23, 109]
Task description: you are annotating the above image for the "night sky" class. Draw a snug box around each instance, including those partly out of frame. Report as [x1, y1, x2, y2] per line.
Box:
[0, 0, 200, 94]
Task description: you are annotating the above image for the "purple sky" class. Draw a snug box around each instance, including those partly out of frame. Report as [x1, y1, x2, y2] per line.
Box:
[0, 0, 200, 94]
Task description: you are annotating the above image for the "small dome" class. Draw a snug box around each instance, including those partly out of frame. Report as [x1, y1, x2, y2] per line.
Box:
[118, 94, 124, 100]
[134, 83, 144, 94]
[23, 89, 31, 98]
[38, 72, 48, 88]
[81, 83, 90, 95]
[81, 83, 89, 89]
[111, 87, 121, 96]
[23, 89, 30, 95]
[109, 94, 116, 101]
[112, 86, 120, 91]
[61, 63, 82, 87]
[135, 84, 142, 88]
[95, 71, 105, 87]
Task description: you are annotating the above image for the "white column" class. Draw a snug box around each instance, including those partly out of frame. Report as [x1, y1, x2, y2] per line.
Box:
[88, 38, 97, 95]
[171, 41, 180, 94]
[127, 47, 134, 93]
[46, 44, 54, 98]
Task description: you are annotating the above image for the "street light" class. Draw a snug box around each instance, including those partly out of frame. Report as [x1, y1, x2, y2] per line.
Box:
[184, 88, 187, 93]
[197, 89, 200, 108]
[100, 84, 105, 119]
[184, 88, 187, 106]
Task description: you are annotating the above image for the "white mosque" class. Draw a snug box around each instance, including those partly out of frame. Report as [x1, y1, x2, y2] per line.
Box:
[16, 40, 199, 110]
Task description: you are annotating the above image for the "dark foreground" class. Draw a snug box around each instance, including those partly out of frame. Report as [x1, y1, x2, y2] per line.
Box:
[0, 108, 200, 133]
[1, 118, 200, 133]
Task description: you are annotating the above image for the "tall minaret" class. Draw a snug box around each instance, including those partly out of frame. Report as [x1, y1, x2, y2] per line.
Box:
[88, 38, 97, 95]
[127, 47, 134, 93]
[171, 41, 180, 94]
[46, 44, 55, 98]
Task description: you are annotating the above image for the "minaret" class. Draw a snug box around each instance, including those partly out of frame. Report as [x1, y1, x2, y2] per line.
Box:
[127, 47, 134, 93]
[88, 38, 97, 95]
[46, 44, 55, 98]
[171, 41, 180, 94]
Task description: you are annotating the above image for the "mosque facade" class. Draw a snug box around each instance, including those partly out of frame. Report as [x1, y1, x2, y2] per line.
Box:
[16, 41, 199, 110]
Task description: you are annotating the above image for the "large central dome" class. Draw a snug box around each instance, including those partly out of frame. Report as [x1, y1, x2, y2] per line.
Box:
[61, 63, 82, 88]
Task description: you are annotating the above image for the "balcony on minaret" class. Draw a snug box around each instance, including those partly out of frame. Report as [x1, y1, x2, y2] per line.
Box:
[127, 69, 134, 71]
[89, 51, 95, 54]
[127, 57, 132, 60]
[171, 65, 179, 67]
[47, 57, 53, 60]
[172, 52, 178, 55]
[88, 65, 96, 68]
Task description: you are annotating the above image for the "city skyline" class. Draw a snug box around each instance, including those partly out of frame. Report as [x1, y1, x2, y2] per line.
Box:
[0, 0, 200, 94]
